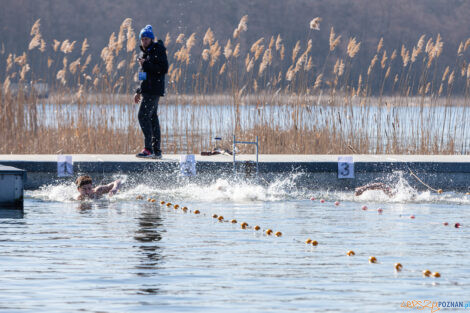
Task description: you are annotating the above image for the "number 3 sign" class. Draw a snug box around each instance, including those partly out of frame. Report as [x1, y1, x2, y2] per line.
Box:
[338, 156, 354, 179]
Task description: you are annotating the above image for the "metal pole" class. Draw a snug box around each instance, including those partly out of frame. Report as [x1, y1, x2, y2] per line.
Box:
[256, 136, 259, 176]
[233, 134, 236, 175]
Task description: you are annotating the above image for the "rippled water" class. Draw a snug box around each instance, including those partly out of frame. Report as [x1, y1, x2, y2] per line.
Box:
[1, 175, 469, 312]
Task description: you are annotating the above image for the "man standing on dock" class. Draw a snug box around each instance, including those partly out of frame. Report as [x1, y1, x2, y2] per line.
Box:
[134, 25, 169, 159]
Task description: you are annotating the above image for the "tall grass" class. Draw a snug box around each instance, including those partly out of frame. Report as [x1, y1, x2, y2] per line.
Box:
[1, 17, 470, 154]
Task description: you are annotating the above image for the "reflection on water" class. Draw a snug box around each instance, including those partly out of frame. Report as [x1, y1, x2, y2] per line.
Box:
[134, 205, 163, 287]
[76, 202, 93, 212]
[0, 208, 24, 219]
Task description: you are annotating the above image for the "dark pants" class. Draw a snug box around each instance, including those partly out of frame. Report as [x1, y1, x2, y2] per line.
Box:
[138, 94, 161, 154]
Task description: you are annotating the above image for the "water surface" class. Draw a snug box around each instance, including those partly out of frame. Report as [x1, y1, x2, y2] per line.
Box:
[1, 175, 469, 312]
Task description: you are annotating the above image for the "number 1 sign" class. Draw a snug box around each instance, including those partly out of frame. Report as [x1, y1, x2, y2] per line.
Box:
[338, 156, 354, 179]
[57, 155, 73, 177]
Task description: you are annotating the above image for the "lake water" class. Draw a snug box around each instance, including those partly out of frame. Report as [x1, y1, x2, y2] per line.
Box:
[1, 174, 469, 312]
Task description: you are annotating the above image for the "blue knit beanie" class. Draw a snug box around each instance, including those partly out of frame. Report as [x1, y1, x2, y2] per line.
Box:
[139, 25, 155, 40]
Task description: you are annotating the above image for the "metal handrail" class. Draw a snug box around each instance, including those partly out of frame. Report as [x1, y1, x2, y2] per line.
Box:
[233, 135, 259, 176]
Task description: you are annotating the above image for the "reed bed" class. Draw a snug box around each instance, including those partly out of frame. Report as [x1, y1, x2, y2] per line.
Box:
[1, 17, 470, 154]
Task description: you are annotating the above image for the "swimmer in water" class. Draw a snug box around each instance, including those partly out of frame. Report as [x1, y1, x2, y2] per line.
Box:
[75, 175, 121, 200]
[354, 182, 396, 197]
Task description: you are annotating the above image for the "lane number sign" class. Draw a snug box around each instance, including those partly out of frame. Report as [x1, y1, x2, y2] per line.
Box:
[180, 154, 197, 177]
[57, 155, 73, 177]
[338, 156, 354, 179]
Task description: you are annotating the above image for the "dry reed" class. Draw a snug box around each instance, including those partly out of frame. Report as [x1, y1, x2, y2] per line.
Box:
[1, 17, 470, 155]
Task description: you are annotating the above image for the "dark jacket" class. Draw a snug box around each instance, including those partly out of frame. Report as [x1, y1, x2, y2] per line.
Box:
[136, 40, 169, 96]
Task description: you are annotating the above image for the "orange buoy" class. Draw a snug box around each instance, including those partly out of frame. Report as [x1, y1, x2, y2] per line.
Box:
[231, 219, 237, 224]
[422, 270, 431, 277]
[305, 238, 312, 244]
[432, 272, 441, 278]
[394, 263, 403, 271]
[218, 216, 224, 221]
[254, 225, 260, 230]
[194, 210, 200, 214]
[241, 222, 248, 229]
[212, 214, 218, 218]
[174, 204, 179, 209]
[347, 250, 355, 256]
[266, 229, 273, 235]
[182, 206, 188, 211]
[275, 231, 282, 237]
[160, 201, 165, 205]
[369, 256, 377, 263]
[311, 240, 318, 246]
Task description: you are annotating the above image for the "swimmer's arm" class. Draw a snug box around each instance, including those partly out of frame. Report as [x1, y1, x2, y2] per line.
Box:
[108, 179, 122, 196]
[94, 180, 121, 196]
[355, 183, 391, 196]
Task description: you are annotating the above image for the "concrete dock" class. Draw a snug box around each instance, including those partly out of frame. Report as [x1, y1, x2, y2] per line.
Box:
[0, 154, 469, 191]
[0, 165, 26, 207]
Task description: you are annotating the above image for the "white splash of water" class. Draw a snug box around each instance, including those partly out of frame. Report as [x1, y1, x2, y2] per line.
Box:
[26, 182, 77, 202]
[149, 175, 305, 202]
[26, 175, 130, 202]
[26, 171, 469, 204]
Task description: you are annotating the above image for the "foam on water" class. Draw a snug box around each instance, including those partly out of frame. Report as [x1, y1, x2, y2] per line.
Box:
[116, 172, 306, 202]
[28, 182, 78, 202]
[26, 171, 469, 204]
[27, 174, 130, 202]
[351, 172, 469, 204]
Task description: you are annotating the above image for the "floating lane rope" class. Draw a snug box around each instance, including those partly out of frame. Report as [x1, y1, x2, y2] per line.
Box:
[136, 197, 444, 279]
[408, 168, 443, 194]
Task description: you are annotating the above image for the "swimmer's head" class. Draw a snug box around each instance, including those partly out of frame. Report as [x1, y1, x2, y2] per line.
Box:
[76, 175, 93, 197]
